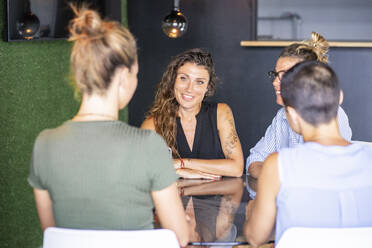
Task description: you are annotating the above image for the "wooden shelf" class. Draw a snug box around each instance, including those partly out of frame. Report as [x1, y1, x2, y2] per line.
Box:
[240, 40, 372, 48]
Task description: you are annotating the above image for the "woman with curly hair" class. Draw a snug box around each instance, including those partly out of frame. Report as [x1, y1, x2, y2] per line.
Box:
[142, 48, 244, 179]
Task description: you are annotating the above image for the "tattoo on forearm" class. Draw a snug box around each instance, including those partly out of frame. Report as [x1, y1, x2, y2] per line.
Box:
[223, 109, 238, 159]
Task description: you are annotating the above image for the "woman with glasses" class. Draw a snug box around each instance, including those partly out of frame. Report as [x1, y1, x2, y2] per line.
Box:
[245, 60, 372, 247]
[246, 32, 352, 178]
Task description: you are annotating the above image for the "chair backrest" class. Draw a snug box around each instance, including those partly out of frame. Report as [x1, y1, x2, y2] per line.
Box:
[43, 227, 180, 248]
[352, 140, 372, 147]
[276, 227, 372, 248]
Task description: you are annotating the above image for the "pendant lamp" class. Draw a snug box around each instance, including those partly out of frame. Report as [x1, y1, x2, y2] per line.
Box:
[162, 0, 188, 38]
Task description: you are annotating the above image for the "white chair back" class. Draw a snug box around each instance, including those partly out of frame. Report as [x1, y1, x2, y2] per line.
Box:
[352, 140, 372, 147]
[43, 227, 180, 248]
[276, 227, 372, 248]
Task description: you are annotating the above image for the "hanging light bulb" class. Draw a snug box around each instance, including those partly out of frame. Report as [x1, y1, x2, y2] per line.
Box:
[162, 0, 188, 38]
[16, 0, 40, 40]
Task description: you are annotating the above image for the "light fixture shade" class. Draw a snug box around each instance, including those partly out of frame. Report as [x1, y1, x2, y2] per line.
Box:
[162, 9, 188, 38]
[16, 1, 40, 40]
[16, 13, 40, 39]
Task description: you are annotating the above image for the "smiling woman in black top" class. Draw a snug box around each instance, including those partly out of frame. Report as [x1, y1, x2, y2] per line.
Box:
[142, 48, 244, 179]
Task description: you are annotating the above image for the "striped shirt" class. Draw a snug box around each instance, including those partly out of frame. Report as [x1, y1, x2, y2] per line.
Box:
[246, 106, 352, 171]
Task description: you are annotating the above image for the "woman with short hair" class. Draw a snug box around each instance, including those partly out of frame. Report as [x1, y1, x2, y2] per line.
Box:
[244, 61, 372, 247]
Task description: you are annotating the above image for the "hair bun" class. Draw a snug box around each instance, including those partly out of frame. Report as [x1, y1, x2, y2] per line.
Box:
[308, 32, 329, 63]
[69, 4, 105, 41]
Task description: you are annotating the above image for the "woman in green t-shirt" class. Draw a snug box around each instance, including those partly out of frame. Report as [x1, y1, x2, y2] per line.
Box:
[29, 5, 189, 246]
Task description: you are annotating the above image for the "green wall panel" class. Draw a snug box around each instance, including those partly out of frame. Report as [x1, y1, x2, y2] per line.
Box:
[0, 1, 128, 246]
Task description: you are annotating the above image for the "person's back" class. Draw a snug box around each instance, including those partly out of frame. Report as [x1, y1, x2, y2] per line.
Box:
[30, 121, 175, 229]
[276, 142, 372, 242]
[28, 5, 189, 246]
[244, 61, 372, 248]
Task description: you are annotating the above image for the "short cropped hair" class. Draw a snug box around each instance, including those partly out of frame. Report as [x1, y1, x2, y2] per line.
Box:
[281, 61, 340, 126]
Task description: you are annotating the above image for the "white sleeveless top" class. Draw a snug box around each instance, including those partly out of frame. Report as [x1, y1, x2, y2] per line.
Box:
[276, 142, 372, 244]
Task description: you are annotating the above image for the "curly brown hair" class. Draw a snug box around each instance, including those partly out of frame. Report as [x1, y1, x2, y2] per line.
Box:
[280, 32, 329, 64]
[146, 48, 218, 157]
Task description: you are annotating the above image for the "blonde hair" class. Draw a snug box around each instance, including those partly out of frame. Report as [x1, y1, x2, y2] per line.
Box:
[68, 4, 137, 95]
[280, 32, 329, 64]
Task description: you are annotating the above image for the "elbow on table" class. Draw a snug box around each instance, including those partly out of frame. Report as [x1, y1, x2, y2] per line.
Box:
[245, 229, 265, 248]
[232, 160, 244, 177]
[247, 161, 263, 178]
[220, 159, 243, 177]
[247, 237, 264, 248]
[233, 166, 244, 177]
[177, 231, 189, 247]
[225, 164, 243, 177]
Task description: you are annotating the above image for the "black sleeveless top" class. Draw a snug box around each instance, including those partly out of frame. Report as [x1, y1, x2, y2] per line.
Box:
[176, 102, 225, 159]
[177, 102, 224, 241]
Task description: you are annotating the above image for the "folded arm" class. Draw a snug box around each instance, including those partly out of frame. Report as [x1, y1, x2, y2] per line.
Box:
[142, 104, 244, 178]
[176, 104, 244, 177]
[181, 177, 243, 196]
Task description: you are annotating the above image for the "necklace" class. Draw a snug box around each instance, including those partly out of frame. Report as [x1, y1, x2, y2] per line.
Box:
[75, 113, 117, 120]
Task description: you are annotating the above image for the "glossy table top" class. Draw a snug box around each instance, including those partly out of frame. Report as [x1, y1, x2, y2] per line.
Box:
[177, 175, 262, 246]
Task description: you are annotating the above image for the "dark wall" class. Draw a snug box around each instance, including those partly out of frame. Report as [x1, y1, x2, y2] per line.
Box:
[330, 48, 372, 142]
[128, 0, 372, 164]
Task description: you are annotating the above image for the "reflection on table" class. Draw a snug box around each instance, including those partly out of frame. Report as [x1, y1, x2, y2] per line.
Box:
[175, 175, 264, 247]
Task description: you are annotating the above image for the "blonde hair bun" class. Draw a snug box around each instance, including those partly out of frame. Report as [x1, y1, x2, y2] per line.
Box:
[280, 31, 330, 64]
[69, 4, 105, 41]
[307, 32, 329, 63]
[68, 4, 137, 96]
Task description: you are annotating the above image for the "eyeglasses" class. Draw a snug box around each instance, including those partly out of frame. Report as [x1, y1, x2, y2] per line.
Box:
[268, 70, 287, 81]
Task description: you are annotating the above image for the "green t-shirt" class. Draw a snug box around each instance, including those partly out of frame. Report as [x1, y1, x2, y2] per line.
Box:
[28, 120, 178, 230]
